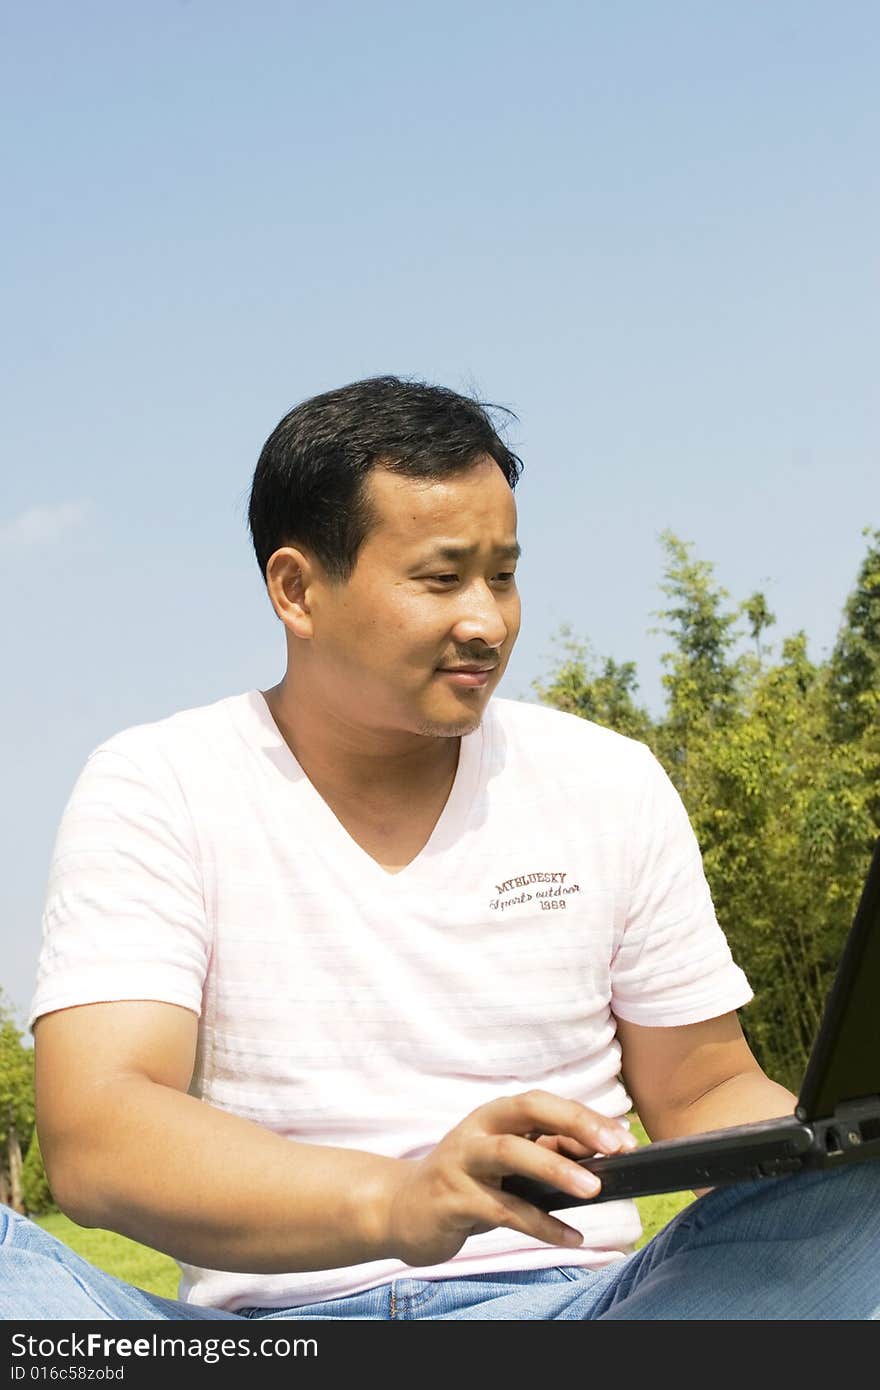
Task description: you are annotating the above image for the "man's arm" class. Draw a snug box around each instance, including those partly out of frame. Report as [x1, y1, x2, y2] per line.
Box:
[614, 1011, 798, 1195]
[34, 1000, 403, 1272]
[34, 1000, 637, 1272]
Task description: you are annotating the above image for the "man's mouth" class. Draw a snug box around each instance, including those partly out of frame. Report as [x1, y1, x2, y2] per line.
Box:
[435, 663, 497, 688]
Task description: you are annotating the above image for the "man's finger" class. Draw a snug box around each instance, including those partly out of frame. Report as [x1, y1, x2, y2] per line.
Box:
[476, 1089, 637, 1154]
[468, 1132, 603, 1200]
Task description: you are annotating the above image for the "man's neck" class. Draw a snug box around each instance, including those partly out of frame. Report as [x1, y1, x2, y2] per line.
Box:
[260, 681, 461, 804]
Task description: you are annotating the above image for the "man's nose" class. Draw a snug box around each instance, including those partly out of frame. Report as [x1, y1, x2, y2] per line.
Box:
[450, 580, 511, 650]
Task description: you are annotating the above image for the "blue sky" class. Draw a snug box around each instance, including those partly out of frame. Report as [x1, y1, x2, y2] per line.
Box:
[2, 1, 878, 1020]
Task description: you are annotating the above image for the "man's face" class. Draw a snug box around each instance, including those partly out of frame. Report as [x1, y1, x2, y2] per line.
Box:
[303, 455, 522, 738]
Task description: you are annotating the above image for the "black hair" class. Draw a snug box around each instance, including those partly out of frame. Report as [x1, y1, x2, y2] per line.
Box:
[247, 375, 523, 587]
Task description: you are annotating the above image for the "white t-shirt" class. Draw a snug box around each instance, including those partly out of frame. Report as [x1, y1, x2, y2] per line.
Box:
[29, 691, 753, 1311]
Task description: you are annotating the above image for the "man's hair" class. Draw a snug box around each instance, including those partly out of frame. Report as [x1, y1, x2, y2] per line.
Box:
[247, 375, 524, 586]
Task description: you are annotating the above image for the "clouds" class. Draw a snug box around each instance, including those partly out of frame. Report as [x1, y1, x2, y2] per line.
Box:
[0, 501, 92, 548]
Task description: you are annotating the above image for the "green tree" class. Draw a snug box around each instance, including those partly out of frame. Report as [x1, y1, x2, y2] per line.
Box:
[688, 631, 871, 1088]
[743, 590, 777, 663]
[532, 627, 656, 746]
[827, 527, 880, 746]
[534, 528, 877, 1092]
[22, 1126, 55, 1216]
[827, 527, 880, 833]
[0, 996, 35, 1214]
[649, 531, 743, 790]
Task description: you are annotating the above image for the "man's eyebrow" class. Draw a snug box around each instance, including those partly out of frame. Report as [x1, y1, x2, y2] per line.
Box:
[416, 542, 522, 563]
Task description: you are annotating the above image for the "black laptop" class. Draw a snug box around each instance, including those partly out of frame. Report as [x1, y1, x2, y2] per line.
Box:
[502, 838, 880, 1213]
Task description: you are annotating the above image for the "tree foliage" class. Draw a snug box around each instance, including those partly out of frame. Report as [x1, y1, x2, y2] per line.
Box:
[0, 993, 54, 1215]
[534, 627, 656, 747]
[827, 528, 880, 743]
[535, 529, 879, 1092]
[22, 1126, 54, 1215]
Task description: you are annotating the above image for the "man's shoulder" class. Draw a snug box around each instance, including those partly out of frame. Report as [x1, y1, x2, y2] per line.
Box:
[88, 690, 252, 772]
[487, 696, 655, 771]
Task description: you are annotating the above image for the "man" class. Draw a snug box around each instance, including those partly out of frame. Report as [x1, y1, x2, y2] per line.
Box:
[3, 376, 878, 1319]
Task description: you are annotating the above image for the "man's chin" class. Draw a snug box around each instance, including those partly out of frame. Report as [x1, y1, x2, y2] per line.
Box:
[413, 681, 498, 738]
[416, 710, 486, 739]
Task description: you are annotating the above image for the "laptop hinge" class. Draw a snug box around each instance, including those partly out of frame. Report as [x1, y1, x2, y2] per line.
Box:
[807, 1097, 880, 1156]
[796, 1095, 879, 1124]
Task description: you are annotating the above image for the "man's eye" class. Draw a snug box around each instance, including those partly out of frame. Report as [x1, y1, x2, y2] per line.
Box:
[495, 572, 516, 583]
[429, 574, 459, 584]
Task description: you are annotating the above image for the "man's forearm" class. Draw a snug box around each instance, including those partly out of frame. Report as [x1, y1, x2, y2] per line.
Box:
[672, 1069, 798, 1136]
[47, 1076, 406, 1274]
[658, 1069, 799, 1197]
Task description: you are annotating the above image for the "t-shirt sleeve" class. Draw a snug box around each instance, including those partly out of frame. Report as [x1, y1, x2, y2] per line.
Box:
[28, 741, 211, 1034]
[610, 747, 753, 1027]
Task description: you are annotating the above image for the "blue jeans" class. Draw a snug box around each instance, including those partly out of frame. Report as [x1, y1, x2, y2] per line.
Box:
[2, 1162, 879, 1320]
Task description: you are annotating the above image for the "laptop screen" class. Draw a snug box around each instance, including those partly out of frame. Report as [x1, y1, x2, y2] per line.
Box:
[797, 839, 880, 1120]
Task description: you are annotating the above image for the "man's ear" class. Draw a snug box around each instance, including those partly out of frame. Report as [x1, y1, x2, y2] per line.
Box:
[265, 546, 318, 640]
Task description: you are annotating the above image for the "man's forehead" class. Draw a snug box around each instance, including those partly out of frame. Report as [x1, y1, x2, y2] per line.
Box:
[365, 461, 517, 541]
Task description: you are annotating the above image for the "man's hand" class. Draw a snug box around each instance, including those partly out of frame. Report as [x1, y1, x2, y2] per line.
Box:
[382, 1089, 638, 1267]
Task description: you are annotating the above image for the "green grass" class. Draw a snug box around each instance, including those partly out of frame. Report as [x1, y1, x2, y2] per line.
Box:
[34, 1115, 694, 1297]
[35, 1211, 182, 1299]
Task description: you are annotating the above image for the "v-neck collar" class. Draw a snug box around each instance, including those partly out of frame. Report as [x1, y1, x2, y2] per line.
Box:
[240, 689, 485, 890]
